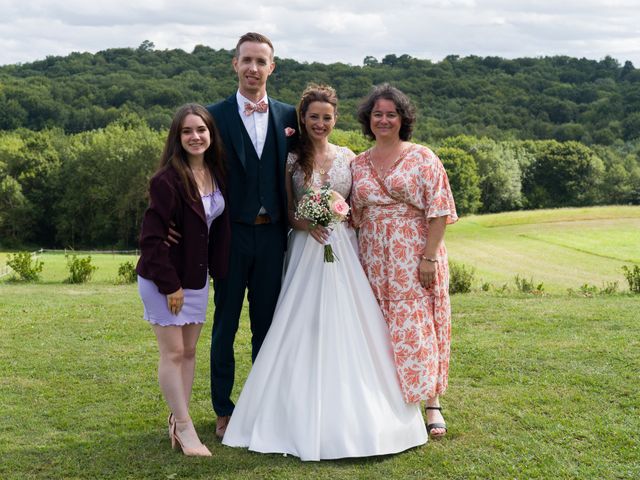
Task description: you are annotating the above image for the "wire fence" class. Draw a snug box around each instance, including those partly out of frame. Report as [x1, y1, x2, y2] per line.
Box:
[39, 249, 140, 255]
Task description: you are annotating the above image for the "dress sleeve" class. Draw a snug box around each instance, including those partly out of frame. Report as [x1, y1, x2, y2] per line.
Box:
[420, 147, 458, 224]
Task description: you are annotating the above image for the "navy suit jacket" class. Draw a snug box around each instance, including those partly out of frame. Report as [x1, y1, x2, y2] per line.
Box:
[207, 94, 298, 232]
[136, 165, 231, 294]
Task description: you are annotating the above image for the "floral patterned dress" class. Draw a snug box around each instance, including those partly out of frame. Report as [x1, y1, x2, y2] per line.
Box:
[351, 143, 458, 403]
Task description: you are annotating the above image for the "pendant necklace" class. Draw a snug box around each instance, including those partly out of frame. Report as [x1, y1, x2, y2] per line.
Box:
[316, 147, 332, 175]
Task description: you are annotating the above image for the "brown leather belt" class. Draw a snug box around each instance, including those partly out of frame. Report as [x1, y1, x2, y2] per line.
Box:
[254, 214, 271, 225]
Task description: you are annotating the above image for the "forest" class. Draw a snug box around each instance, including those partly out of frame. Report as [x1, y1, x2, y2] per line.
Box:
[1, 42, 639, 248]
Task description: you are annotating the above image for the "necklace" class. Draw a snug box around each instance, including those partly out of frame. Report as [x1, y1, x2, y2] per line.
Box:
[314, 146, 333, 175]
[190, 166, 213, 194]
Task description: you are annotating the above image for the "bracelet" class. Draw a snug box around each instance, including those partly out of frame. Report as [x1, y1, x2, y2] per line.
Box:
[421, 256, 437, 263]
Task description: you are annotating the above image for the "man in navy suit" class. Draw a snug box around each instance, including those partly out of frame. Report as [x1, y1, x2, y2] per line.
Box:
[207, 32, 298, 439]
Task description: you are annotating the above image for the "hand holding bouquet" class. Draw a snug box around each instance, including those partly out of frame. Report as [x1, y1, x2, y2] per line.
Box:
[295, 184, 350, 262]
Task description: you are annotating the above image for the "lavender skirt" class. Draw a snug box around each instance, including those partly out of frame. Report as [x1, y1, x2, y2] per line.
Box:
[138, 275, 209, 326]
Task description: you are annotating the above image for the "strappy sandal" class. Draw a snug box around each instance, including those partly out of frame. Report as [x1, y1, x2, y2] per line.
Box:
[425, 406, 447, 438]
[168, 412, 175, 441]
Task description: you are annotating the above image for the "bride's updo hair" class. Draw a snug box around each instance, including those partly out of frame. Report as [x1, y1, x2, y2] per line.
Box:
[294, 83, 338, 185]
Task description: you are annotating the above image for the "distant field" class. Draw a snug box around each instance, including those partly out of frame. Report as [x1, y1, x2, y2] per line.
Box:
[446, 205, 640, 293]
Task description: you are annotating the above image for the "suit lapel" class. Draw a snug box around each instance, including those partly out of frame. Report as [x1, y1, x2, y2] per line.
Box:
[222, 95, 247, 171]
[269, 98, 286, 166]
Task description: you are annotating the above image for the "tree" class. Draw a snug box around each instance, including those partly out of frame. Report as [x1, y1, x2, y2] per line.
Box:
[0, 129, 63, 245]
[363, 56, 378, 67]
[522, 140, 604, 208]
[435, 146, 481, 215]
[440, 136, 526, 213]
[55, 117, 163, 247]
[623, 112, 640, 140]
[0, 166, 27, 245]
[137, 40, 155, 52]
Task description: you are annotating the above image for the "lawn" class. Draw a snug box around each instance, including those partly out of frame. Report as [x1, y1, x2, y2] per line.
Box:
[1, 206, 639, 479]
[1, 284, 638, 479]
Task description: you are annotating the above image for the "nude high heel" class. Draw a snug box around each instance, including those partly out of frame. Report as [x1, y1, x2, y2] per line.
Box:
[171, 419, 212, 457]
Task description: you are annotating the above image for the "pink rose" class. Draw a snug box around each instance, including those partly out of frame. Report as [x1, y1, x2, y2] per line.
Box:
[332, 199, 350, 216]
[284, 127, 296, 137]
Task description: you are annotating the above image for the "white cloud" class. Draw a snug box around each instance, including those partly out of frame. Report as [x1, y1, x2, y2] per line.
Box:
[0, 0, 638, 66]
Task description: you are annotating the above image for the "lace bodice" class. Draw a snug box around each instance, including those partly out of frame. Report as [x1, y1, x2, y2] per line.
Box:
[287, 145, 354, 203]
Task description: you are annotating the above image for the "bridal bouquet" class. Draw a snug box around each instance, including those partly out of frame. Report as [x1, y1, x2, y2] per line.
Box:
[295, 184, 350, 262]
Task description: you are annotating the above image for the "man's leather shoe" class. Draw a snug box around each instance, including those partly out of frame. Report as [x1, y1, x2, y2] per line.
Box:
[215, 415, 230, 439]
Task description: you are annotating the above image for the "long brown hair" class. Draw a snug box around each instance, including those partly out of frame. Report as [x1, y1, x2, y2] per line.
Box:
[292, 84, 338, 185]
[157, 103, 225, 201]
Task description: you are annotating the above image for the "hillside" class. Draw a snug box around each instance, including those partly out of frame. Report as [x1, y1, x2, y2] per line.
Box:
[0, 43, 639, 144]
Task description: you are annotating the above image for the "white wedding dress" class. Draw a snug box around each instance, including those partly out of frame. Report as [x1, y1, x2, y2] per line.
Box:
[222, 146, 428, 461]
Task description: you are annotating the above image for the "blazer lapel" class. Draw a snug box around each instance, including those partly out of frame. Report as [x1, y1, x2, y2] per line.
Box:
[222, 95, 247, 171]
[175, 176, 207, 225]
[269, 99, 287, 166]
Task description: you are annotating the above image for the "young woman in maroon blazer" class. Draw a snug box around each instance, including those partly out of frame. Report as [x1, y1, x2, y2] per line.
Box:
[136, 103, 230, 456]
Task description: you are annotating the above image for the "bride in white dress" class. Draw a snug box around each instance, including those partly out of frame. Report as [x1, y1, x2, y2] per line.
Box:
[221, 84, 427, 461]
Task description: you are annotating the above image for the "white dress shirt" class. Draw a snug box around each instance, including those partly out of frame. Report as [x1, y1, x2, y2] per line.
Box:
[236, 91, 269, 158]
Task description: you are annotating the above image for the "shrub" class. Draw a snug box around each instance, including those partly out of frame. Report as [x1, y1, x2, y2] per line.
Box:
[622, 265, 640, 294]
[65, 254, 97, 284]
[578, 283, 598, 297]
[6, 251, 44, 282]
[599, 281, 619, 295]
[116, 261, 137, 284]
[568, 281, 619, 297]
[449, 262, 475, 294]
[514, 275, 545, 294]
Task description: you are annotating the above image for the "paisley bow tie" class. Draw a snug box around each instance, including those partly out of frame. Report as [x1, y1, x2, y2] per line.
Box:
[243, 100, 268, 116]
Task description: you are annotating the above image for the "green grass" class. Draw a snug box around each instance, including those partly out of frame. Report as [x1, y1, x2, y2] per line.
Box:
[1, 284, 638, 479]
[446, 205, 640, 292]
[2, 205, 640, 478]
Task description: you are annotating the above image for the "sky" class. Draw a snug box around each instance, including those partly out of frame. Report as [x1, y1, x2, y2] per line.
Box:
[1, 0, 639, 68]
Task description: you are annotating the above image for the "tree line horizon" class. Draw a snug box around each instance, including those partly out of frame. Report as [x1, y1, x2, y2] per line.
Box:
[0, 42, 639, 248]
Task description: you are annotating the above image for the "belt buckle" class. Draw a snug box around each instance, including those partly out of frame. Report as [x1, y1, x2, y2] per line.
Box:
[255, 214, 271, 225]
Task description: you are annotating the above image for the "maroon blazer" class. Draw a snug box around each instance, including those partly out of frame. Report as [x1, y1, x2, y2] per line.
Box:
[136, 165, 230, 295]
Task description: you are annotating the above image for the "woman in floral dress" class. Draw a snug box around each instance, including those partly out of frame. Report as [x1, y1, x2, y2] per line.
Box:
[351, 84, 458, 438]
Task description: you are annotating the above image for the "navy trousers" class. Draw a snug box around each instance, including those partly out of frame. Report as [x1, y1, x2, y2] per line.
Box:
[210, 221, 286, 416]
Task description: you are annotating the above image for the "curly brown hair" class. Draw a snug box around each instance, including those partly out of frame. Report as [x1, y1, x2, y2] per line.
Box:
[292, 84, 338, 185]
[357, 83, 416, 141]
